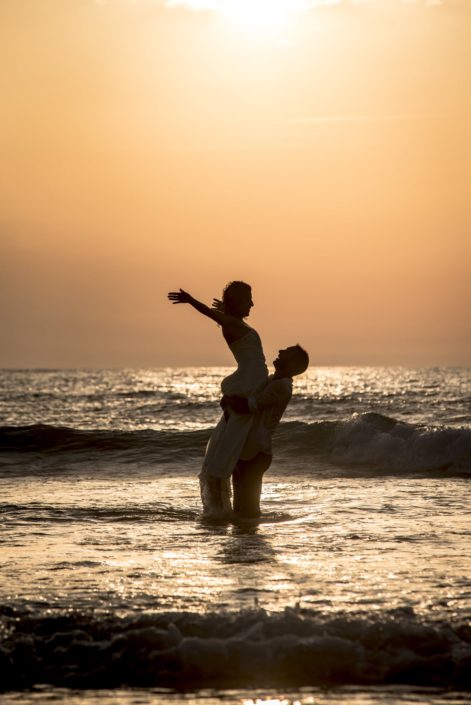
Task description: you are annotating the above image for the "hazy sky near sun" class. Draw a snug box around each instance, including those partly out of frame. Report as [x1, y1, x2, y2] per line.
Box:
[1, 0, 470, 367]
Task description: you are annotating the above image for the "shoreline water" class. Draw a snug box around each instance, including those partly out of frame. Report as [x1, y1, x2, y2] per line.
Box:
[2, 686, 471, 705]
[1, 368, 470, 702]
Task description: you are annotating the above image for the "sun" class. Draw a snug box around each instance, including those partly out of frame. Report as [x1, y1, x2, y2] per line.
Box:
[220, 0, 292, 40]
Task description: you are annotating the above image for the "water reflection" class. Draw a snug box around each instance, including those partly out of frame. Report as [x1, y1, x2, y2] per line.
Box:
[217, 527, 276, 565]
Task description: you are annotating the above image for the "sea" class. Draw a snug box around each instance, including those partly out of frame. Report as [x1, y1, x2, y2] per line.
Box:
[1, 367, 470, 705]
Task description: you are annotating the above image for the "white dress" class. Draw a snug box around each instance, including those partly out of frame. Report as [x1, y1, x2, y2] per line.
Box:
[221, 328, 268, 397]
[199, 328, 268, 514]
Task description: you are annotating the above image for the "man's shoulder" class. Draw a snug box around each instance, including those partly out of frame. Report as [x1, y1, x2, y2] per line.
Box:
[249, 374, 293, 416]
[265, 376, 293, 396]
[250, 375, 293, 412]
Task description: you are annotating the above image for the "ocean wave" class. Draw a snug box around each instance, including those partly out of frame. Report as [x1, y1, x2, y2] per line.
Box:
[277, 413, 471, 473]
[1, 414, 470, 474]
[0, 424, 209, 460]
[0, 606, 470, 691]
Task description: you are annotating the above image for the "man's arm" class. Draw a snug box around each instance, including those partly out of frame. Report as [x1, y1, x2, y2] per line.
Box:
[223, 379, 292, 415]
[221, 394, 250, 414]
[248, 379, 292, 413]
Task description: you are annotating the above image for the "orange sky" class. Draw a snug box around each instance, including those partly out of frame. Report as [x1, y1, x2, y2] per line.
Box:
[1, 0, 470, 367]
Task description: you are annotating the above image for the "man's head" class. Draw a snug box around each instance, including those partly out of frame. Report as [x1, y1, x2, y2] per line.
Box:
[222, 281, 253, 318]
[274, 345, 309, 377]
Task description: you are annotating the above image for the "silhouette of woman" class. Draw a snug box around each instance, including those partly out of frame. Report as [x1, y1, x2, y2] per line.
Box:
[168, 282, 268, 515]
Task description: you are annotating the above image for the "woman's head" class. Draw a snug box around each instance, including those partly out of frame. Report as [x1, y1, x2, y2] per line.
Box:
[222, 281, 253, 318]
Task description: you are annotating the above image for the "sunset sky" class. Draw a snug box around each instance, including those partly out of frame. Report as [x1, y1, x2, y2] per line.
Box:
[1, 0, 470, 367]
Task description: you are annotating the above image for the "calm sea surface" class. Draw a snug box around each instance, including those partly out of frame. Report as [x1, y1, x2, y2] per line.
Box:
[1, 367, 470, 705]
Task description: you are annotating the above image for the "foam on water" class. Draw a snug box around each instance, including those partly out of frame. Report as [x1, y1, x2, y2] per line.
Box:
[1, 607, 470, 692]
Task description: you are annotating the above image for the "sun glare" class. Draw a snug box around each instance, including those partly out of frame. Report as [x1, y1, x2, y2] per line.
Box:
[220, 0, 290, 40]
[165, 0, 346, 41]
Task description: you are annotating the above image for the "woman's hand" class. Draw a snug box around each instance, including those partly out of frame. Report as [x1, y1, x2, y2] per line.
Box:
[212, 298, 224, 312]
[168, 289, 192, 304]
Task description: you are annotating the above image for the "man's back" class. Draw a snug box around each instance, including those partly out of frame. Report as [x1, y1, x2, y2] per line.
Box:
[239, 375, 293, 461]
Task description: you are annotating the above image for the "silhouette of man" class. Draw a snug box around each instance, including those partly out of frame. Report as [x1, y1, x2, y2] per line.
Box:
[223, 344, 309, 519]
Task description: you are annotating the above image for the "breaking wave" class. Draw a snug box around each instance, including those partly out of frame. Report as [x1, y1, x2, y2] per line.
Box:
[1, 413, 470, 474]
[277, 412, 471, 473]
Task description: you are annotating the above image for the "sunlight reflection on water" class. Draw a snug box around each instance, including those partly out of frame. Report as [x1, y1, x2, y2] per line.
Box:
[1, 687, 470, 705]
[1, 472, 470, 619]
[1, 367, 469, 430]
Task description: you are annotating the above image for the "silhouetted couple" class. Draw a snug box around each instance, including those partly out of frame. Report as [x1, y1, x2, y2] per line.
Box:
[168, 282, 309, 520]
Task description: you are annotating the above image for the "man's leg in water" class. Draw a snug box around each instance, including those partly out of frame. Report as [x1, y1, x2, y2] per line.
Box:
[232, 453, 272, 518]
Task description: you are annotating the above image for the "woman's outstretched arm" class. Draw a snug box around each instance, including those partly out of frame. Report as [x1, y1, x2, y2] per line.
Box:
[168, 289, 228, 325]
